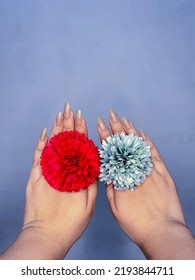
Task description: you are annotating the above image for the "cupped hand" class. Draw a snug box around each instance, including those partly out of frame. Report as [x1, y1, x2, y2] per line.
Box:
[20, 103, 97, 259]
[97, 110, 195, 259]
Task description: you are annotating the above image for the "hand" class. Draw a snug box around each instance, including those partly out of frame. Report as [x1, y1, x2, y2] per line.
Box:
[97, 109, 195, 259]
[1, 103, 97, 260]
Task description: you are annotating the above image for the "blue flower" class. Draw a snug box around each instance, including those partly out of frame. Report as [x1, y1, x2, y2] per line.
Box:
[99, 133, 152, 191]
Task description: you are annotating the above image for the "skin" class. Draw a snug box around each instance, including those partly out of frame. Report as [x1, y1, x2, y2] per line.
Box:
[0, 103, 97, 260]
[0, 103, 195, 260]
[97, 110, 195, 259]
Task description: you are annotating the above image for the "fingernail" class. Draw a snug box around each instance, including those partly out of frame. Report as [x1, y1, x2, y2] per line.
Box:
[145, 134, 150, 141]
[56, 112, 63, 127]
[76, 109, 82, 123]
[129, 120, 135, 128]
[40, 128, 47, 141]
[109, 109, 118, 122]
[64, 102, 71, 118]
[122, 116, 131, 129]
[140, 130, 147, 140]
[97, 116, 106, 130]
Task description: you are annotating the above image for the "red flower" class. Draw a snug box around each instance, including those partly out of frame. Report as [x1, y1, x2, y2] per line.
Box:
[40, 130, 100, 192]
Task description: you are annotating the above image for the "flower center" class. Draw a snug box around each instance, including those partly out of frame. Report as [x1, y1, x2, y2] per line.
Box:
[65, 155, 79, 166]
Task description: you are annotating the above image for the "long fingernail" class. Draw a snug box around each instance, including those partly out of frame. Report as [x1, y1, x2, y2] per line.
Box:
[140, 130, 147, 140]
[97, 116, 106, 130]
[64, 102, 71, 118]
[109, 109, 118, 122]
[56, 112, 63, 127]
[129, 120, 135, 129]
[76, 109, 82, 124]
[122, 116, 131, 130]
[40, 128, 47, 141]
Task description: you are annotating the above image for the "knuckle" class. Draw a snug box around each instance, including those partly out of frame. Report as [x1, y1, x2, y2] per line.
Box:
[126, 127, 136, 135]
[112, 124, 124, 134]
[152, 156, 163, 162]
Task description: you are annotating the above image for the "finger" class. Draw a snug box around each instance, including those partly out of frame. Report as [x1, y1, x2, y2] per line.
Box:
[29, 128, 48, 185]
[140, 130, 163, 161]
[75, 109, 88, 137]
[32, 128, 48, 167]
[97, 117, 117, 206]
[109, 109, 125, 135]
[122, 116, 139, 135]
[50, 112, 63, 138]
[63, 102, 74, 131]
[140, 130, 169, 176]
[86, 181, 98, 212]
[97, 116, 111, 142]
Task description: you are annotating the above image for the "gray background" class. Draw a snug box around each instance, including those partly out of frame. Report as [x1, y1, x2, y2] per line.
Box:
[0, 0, 195, 260]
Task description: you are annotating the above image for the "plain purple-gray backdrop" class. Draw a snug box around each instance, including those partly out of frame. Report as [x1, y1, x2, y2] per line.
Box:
[0, 0, 195, 259]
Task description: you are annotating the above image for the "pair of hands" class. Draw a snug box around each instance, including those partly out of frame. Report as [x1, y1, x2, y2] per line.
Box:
[1, 102, 195, 260]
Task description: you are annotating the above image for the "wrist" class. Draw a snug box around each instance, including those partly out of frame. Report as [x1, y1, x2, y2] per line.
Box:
[1, 225, 71, 260]
[140, 220, 195, 260]
[20, 227, 68, 259]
